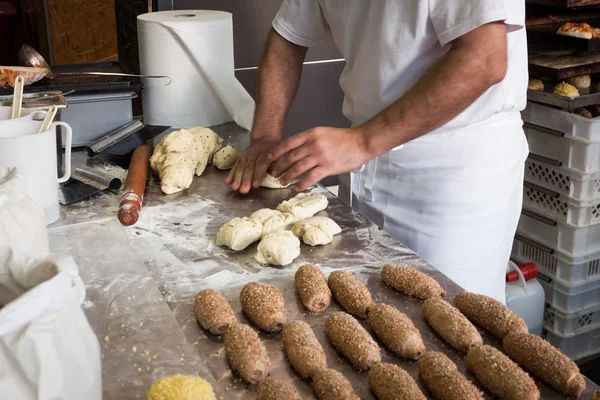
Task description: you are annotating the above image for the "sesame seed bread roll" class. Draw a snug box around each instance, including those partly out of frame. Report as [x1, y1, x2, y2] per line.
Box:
[312, 368, 359, 400]
[240, 282, 286, 332]
[224, 323, 270, 385]
[282, 320, 327, 379]
[418, 352, 484, 400]
[367, 303, 425, 360]
[454, 291, 528, 339]
[504, 332, 586, 397]
[194, 289, 236, 335]
[328, 270, 374, 318]
[295, 264, 331, 313]
[423, 298, 482, 352]
[381, 264, 446, 300]
[257, 378, 302, 400]
[368, 363, 426, 400]
[325, 311, 381, 370]
[466, 345, 539, 400]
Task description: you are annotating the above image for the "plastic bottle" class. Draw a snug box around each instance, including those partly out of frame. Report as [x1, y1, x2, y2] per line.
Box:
[505, 261, 545, 336]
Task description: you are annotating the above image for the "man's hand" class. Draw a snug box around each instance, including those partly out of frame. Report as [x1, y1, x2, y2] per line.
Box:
[225, 138, 281, 194]
[267, 126, 374, 191]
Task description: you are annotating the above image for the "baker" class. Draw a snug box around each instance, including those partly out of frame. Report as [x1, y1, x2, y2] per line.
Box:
[225, 1, 528, 303]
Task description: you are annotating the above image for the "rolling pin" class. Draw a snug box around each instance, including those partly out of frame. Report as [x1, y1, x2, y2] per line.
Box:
[118, 141, 153, 226]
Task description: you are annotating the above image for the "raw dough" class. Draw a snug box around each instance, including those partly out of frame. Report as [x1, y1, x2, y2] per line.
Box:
[262, 173, 290, 189]
[212, 145, 239, 170]
[150, 127, 222, 194]
[216, 217, 262, 251]
[249, 208, 297, 237]
[291, 216, 341, 246]
[277, 192, 328, 220]
[255, 230, 300, 266]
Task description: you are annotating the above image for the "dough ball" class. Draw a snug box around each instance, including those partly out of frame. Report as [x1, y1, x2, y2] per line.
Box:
[277, 192, 328, 220]
[249, 208, 297, 237]
[553, 82, 579, 98]
[262, 173, 290, 189]
[212, 145, 239, 170]
[216, 217, 262, 251]
[528, 78, 544, 91]
[256, 230, 301, 266]
[249, 208, 282, 224]
[566, 74, 591, 89]
[147, 375, 215, 400]
[292, 216, 341, 246]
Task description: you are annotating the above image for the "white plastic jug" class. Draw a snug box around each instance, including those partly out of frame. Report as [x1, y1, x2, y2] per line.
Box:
[505, 261, 545, 336]
[0, 119, 72, 224]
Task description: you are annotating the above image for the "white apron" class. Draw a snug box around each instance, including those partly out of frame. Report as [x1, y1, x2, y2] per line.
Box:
[339, 112, 528, 303]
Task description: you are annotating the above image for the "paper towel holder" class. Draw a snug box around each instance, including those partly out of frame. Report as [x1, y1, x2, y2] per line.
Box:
[175, 14, 196, 18]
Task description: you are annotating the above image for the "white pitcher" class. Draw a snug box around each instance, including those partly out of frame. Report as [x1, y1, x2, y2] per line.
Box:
[0, 119, 72, 225]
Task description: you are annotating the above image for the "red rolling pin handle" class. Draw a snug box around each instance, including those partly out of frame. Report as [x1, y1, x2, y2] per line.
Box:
[118, 142, 153, 226]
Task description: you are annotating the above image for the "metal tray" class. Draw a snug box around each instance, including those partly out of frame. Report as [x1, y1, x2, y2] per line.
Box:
[527, 89, 600, 110]
[527, 0, 600, 6]
[529, 60, 600, 80]
[528, 22, 600, 52]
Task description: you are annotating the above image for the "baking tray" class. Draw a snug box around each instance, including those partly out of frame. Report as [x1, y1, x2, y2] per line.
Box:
[529, 56, 600, 80]
[527, 0, 600, 7]
[527, 89, 600, 109]
[528, 21, 600, 51]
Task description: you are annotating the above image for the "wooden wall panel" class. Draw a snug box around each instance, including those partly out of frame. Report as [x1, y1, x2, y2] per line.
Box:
[48, 0, 117, 64]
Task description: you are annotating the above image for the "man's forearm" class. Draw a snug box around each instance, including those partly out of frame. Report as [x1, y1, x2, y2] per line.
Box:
[359, 22, 508, 157]
[252, 29, 307, 142]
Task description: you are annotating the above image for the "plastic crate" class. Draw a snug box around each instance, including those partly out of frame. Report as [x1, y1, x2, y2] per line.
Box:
[542, 325, 600, 361]
[511, 237, 600, 286]
[543, 302, 600, 336]
[524, 157, 600, 202]
[522, 101, 600, 142]
[537, 275, 600, 314]
[524, 124, 600, 173]
[523, 182, 600, 227]
[517, 209, 600, 257]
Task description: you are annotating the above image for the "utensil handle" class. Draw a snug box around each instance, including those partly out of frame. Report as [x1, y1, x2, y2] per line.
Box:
[118, 141, 153, 226]
[39, 105, 58, 133]
[52, 121, 72, 183]
[11, 76, 24, 119]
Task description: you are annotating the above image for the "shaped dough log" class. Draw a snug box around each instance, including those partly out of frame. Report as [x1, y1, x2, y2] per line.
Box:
[381, 264, 446, 300]
[194, 289, 236, 335]
[224, 323, 270, 384]
[504, 332, 585, 397]
[312, 369, 359, 400]
[418, 352, 484, 400]
[423, 298, 482, 352]
[255, 230, 300, 266]
[325, 312, 380, 370]
[466, 345, 539, 400]
[249, 209, 297, 238]
[257, 378, 301, 400]
[454, 291, 528, 339]
[282, 320, 327, 379]
[240, 282, 286, 332]
[368, 303, 424, 360]
[295, 264, 331, 313]
[328, 270, 374, 319]
[292, 216, 341, 246]
[277, 192, 328, 220]
[216, 217, 262, 251]
[212, 145, 238, 170]
[368, 363, 426, 400]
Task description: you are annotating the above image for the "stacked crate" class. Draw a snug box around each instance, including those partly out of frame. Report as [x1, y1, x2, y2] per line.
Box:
[512, 101, 600, 361]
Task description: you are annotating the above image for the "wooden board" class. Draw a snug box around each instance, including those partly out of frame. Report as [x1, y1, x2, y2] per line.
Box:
[47, 0, 118, 65]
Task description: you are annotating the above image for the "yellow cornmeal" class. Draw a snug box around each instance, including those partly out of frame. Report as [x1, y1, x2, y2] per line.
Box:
[147, 375, 215, 400]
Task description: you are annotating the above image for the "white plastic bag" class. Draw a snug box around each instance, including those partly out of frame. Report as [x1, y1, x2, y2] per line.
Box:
[0, 247, 102, 400]
[0, 165, 49, 258]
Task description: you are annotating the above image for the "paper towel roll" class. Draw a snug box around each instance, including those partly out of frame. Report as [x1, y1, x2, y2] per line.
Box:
[137, 10, 255, 130]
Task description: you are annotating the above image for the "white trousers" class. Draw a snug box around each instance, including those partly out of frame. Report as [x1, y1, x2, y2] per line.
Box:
[339, 112, 529, 303]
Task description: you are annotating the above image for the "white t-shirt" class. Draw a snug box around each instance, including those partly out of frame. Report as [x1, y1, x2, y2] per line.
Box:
[273, 0, 528, 132]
